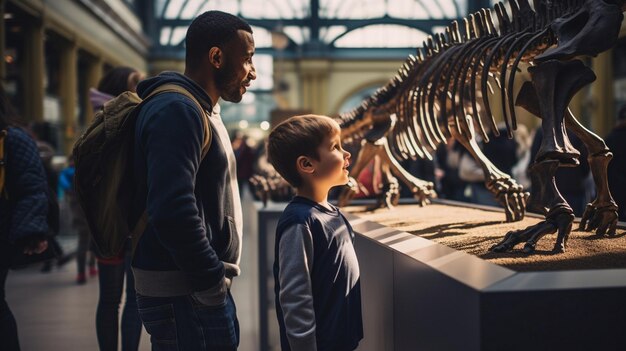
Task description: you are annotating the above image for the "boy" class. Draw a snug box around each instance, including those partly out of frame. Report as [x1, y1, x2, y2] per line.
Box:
[267, 114, 363, 351]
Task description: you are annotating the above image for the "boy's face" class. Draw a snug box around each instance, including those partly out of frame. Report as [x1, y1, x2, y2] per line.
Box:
[311, 124, 351, 188]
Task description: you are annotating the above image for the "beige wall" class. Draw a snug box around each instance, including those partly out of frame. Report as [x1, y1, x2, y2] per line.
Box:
[149, 58, 403, 118]
[3, 0, 148, 154]
[14, 0, 147, 71]
[149, 59, 186, 77]
[279, 59, 404, 115]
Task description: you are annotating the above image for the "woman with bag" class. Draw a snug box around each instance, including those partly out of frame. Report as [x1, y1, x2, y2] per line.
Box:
[0, 86, 52, 351]
[88, 66, 144, 351]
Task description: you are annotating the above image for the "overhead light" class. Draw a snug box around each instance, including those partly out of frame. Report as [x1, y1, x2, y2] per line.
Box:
[242, 92, 256, 104]
[239, 120, 249, 129]
[260, 121, 270, 131]
[271, 28, 289, 50]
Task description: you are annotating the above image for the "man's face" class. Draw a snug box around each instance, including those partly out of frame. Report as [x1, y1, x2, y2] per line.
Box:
[216, 30, 257, 103]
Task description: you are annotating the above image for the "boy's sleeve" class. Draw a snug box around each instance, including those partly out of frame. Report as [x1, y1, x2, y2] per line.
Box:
[278, 223, 317, 351]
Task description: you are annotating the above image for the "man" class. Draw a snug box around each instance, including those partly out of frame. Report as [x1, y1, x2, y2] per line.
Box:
[130, 11, 255, 350]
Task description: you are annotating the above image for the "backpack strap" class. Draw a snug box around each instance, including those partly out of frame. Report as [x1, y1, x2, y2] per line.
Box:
[130, 84, 213, 254]
[147, 84, 212, 158]
[0, 129, 7, 199]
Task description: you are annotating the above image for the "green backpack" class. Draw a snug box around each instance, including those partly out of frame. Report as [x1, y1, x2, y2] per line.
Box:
[72, 84, 211, 258]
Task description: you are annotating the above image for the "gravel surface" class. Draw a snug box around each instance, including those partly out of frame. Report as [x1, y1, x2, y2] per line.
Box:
[344, 203, 626, 272]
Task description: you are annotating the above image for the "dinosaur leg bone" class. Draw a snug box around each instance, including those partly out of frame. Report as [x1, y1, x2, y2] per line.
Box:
[451, 116, 528, 222]
[492, 60, 594, 253]
[377, 160, 401, 209]
[563, 109, 619, 236]
[528, 59, 595, 165]
[580, 153, 618, 236]
[379, 137, 436, 206]
[491, 160, 574, 253]
[516, 80, 619, 235]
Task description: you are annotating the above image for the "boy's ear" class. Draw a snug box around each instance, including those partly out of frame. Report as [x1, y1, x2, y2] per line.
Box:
[296, 156, 315, 174]
[208, 47, 222, 68]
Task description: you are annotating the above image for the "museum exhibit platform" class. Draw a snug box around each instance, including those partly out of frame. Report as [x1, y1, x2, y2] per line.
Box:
[256, 200, 626, 351]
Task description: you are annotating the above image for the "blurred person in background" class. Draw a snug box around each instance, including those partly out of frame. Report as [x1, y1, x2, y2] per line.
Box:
[435, 139, 469, 202]
[605, 104, 626, 221]
[28, 123, 71, 273]
[0, 86, 51, 351]
[88, 66, 144, 351]
[511, 124, 533, 190]
[459, 125, 519, 207]
[58, 155, 97, 284]
[232, 130, 255, 195]
[400, 157, 435, 199]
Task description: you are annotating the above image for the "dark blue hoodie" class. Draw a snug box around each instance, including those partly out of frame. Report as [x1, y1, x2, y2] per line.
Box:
[131, 72, 241, 296]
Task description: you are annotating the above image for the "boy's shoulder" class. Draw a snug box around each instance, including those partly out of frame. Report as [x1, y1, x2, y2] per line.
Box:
[278, 197, 335, 227]
[278, 197, 350, 234]
[278, 198, 317, 226]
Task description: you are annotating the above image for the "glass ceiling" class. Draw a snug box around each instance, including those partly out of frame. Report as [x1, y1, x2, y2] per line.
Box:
[156, 0, 468, 21]
[151, 0, 476, 52]
[126, 2, 513, 139]
[144, 0, 487, 126]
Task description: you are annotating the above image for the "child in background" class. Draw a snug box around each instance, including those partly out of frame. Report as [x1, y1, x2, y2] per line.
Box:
[267, 115, 363, 351]
[58, 156, 97, 284]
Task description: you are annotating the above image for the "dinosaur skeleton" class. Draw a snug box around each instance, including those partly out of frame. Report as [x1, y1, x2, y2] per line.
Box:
[336, 0, 624, 253]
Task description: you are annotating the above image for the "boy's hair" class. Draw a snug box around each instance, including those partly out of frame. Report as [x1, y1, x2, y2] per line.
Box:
[267, 115, 338, 188]
[185, 11, 253, 68]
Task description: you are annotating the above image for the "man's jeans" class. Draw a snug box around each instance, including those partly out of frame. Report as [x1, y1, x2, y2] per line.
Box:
[137, 290, 239, 351]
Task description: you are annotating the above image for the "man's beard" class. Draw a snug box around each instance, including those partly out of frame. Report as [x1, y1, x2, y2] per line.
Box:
[215, 64, 243, 103]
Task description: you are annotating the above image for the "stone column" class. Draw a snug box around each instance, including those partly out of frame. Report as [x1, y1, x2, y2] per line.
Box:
[299, 60, 330, 114]
[59, 39, 78, 155]
[0, 0, 6, 81]
[83, 56, 103, 124]
[301, 72, 312, 111]
[21, 19, 45, 123]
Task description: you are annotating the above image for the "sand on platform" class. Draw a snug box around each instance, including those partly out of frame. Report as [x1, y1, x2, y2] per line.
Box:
[343, 203, 626, 272]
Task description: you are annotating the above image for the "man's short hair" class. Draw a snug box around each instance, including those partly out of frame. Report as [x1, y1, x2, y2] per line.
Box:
[185, 11, 252, 67]
[267, 115, 338, 188]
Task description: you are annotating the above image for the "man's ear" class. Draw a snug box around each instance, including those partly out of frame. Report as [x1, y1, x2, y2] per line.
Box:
[208, 47, 222, 69]
[296, 156, 315, 174]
